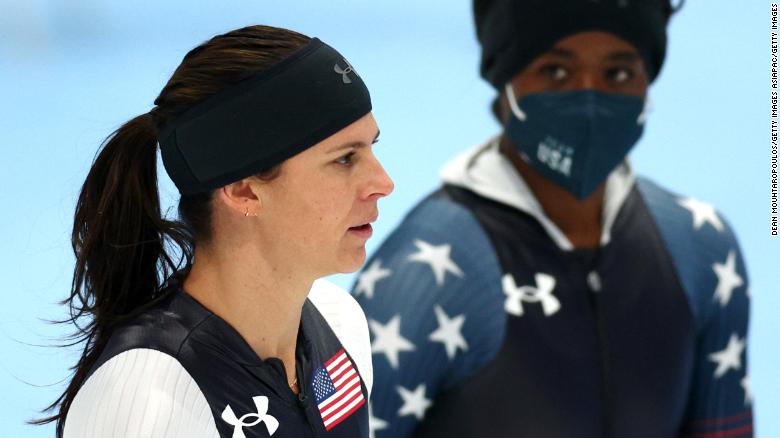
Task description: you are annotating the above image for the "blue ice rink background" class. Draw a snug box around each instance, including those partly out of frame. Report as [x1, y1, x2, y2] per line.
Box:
[0, 0, 775, 436]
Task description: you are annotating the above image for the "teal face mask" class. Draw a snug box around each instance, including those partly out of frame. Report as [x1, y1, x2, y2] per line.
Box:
[504, 85, 649, 199]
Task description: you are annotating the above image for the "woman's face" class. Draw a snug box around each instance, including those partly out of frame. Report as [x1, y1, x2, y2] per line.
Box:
[256, 112, 393, 276]
[505, 30, 649, 109]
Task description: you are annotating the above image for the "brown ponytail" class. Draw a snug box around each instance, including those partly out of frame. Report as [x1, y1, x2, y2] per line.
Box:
[33, 113, 195, 436]
[34, 25, 311, 436]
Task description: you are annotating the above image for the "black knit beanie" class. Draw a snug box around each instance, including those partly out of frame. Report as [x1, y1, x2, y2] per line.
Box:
[474, 0, 679, 89]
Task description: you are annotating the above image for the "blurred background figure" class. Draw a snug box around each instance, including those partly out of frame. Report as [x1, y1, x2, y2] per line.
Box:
[0, 1, 773, 437]
[353, 1, 756, 437]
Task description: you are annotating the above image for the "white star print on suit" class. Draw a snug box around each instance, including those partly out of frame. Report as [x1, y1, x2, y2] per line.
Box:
[708, 333, 745, 378]
[396, 384, 432, 420]
[741, 375, 752, 406]
[369, 315, 416, 369]
[368, 403, 388, 438]
[407, 239, 464, 286]
[502, 272, 560, 317]
[713, 250, 744, 307]
[355, 259, 392, 299]
[428, 305, 468, 360]
[678, 197, 724, 232]
[739, 374, 753, 406]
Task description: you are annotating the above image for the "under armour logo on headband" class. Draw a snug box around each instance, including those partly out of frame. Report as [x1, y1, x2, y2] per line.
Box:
[221, 396, 279, 437]
[502, 272, 561, 317]
[334, 59, 356, 84]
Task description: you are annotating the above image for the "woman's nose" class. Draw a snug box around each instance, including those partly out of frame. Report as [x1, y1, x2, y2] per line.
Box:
[571, 71, 598, 91]
[364, 156, 394, 200]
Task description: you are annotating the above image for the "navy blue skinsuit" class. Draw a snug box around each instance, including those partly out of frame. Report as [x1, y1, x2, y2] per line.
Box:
[88, 286, 370, 438]
[353, 175, 752, 437]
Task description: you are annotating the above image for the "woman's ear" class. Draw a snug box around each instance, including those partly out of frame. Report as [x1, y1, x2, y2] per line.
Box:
[215, 177, 263, 217]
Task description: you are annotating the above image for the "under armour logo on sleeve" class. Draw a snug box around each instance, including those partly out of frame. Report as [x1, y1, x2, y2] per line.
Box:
[222, 396, 279, 438]
[334, 60, 356, 84]
[502, 272, 561, 317]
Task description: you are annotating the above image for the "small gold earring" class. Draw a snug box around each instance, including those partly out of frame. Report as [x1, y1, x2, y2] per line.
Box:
[244, 208, 250, 217]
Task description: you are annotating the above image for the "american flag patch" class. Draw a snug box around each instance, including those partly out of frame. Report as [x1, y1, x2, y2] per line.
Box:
[311, 348, 366, 430]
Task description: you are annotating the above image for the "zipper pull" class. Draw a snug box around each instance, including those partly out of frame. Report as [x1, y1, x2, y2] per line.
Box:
[587, 270, 603, 293]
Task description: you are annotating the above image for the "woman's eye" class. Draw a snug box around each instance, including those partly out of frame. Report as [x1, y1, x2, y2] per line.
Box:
[335, 151, 356, 166]
[539, 64, 569, 82]
[606, 67, 634, 84]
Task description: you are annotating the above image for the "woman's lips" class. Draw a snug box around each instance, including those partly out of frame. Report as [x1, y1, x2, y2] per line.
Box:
[348, 223, 373, 239]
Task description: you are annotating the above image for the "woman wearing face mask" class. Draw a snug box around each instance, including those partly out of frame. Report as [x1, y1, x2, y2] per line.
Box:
[36, 25, 394, 438]
[354, 1, 753, 437]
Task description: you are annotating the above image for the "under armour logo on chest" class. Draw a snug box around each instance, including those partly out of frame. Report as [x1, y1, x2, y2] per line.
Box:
[222, 396, 279, 438]
[502, 272, 561, 317]
[334, 59, 356, 84]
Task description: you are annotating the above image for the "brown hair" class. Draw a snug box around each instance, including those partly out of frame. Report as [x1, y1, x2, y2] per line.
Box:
[34, 25, 310, 436]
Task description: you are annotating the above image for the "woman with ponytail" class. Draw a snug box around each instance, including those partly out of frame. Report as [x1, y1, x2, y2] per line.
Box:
[38, 25, 393, 438]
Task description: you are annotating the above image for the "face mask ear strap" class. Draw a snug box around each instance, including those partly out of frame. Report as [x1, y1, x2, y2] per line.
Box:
[504, 83, 527, 121]
[637, 95, 653, 125]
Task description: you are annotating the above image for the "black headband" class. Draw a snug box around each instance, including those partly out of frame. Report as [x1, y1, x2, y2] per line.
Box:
[475, 0, 671, 89]
[159, 38, 372, 195]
